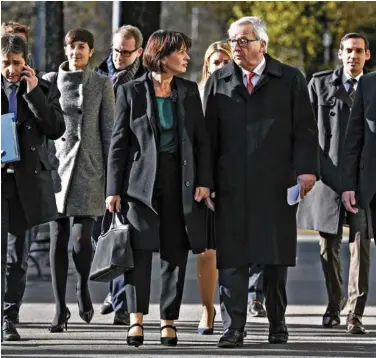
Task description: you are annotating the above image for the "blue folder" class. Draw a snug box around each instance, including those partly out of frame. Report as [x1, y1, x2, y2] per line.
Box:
[1, 113, 20, 163]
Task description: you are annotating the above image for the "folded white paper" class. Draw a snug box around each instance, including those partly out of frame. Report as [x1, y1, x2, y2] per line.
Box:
[287, 183, 301, 206]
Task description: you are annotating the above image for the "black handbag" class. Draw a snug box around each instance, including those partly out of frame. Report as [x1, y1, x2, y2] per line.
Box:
[89, 210, 134, 282]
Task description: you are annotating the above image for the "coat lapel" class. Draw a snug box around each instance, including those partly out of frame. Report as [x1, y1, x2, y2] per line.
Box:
[142, 74, 159, 143]
[329, 68, 353, 108]
[230, 66, 249, 101]
[16, 81, 28, 125]
[174, 77, 187, 140]
[1, 88, 9, 114]
[252, 74, 269, 95]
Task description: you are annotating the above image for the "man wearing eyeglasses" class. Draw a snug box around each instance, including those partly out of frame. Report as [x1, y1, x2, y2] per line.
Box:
[95, 25, 144, 96]
[94, 25, 144, 326]
[203, 16, 319, 347]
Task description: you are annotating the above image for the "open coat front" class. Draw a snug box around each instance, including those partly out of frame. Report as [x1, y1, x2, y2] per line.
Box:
[106, 73, 212, 259]
[204, 56, 319, 269]
[1, 78, 65, 235]
[297, 68, 361, 234]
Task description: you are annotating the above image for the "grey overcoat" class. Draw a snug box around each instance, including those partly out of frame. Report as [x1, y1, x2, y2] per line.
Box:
[44, 62, 115, 217]
[297, 68, 355, 234]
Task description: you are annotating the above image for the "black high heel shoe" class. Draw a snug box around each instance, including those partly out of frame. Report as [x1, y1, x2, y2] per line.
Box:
[77, 284, 94, 323]
[160, 325, 178, 346]
[49, 307, 71, 333]
[79, 308, 94, 324]
[127, 323, 144, 347]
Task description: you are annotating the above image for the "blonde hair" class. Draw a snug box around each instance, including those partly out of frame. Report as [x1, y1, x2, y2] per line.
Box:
[199, 41, 232, 88]
[113, 25, 143, 49]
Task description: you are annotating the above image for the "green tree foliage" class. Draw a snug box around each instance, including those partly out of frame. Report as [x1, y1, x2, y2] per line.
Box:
[201, 1, 376, 75]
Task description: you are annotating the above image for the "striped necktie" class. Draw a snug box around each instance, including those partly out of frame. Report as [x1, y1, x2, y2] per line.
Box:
[247, 72, 256, 94]
[347, 78, 357, 102]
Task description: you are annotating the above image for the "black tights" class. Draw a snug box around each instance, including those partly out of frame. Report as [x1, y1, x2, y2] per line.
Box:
[49, 216, 94, 324]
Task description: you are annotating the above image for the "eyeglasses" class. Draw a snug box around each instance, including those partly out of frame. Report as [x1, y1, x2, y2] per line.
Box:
[113, 47, 139, 57]
[227, 37, 260, 48]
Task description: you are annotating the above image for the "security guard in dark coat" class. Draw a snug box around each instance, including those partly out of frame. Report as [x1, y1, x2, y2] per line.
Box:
[297, 33, 371, 334]
[1, 34, 65, 341]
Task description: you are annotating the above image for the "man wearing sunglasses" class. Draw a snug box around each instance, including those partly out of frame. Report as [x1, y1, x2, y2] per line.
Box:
[203, 16, 319, 347]
[94, 25, 144, 326]
[95, 25, 144, 96]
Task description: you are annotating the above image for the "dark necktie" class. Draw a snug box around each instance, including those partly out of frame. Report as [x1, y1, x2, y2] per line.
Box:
[9, 84, 18, 119]
[347, 78, 357, 102]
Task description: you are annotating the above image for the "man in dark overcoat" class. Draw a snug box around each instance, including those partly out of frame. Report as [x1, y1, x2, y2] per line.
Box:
[94, 24, 144, 326]
[341, 71, 376, 335]
[204, 16, 319, 347]
[1, 34, 65, 341]
[297, 33, 371, 334]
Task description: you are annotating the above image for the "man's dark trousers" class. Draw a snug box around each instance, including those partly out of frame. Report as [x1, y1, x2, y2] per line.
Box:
[248, 264, 264, 303]
[1, 174, 28, 325]
[319, 205, 370, 315]
[219, 265, 287, 331]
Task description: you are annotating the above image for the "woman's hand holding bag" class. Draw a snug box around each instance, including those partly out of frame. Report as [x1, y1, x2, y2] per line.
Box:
[89, 209, 134, 282]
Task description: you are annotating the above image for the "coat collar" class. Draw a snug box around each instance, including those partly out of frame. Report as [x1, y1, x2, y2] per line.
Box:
[218, 54, 283, 100]
[1, 78, 27, 122]
[57, 61, 92, 87]
[328, 67, 353, 107]
[134, 72, 187, 142]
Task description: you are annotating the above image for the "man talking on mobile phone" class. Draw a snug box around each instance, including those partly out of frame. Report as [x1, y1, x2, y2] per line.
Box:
[1, 34, 65, 341]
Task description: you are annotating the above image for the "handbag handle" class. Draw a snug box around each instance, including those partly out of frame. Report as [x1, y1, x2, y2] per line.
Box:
[101, 210, 125, 234]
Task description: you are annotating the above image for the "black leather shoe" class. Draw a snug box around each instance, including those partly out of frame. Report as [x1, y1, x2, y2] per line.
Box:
[269, 322, 288, 344]
[3, 320, 21, 341]
[249, 301, 267, 317]
[346, 312, 366, 334]
[113, 310, 130, 325]
[322, 303, 341, 328]
[217, 328, 246, 348]
[100, 293, 114, 315]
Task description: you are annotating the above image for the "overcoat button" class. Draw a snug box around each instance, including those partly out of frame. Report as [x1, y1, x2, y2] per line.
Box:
[183, 160, 187, 166]
[61, 137, 66, 141]
[185, 181, 190, 187]
[330, 112, 335, 116]
[34, 170, 38, 174]
[27, 125, 31, 130]
[31, 146, 35, 151]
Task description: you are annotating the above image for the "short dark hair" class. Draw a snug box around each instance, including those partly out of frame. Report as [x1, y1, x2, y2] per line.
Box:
[143, 30, 191, 73]
[1, 21, 30, 40]
[340, 33, 369, 52]
[1, 34, 28, 60]
[65, 28, 94, 49]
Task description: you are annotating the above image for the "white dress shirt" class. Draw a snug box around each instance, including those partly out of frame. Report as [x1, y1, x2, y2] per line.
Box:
[241, 56, 266, 89]
[342, 71, 363, 92]
[1, 77, 20, 100]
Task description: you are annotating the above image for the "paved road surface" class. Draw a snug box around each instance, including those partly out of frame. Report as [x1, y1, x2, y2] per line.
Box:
[2, 234, 376, 357]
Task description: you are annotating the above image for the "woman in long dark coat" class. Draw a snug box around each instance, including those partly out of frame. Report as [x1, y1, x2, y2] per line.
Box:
[106, 30, 212, 347]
